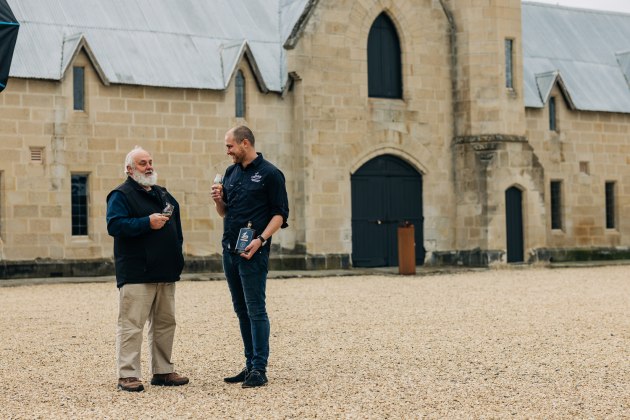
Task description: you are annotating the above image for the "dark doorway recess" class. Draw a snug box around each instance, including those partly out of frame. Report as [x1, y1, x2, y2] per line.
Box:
[351, 155, 424, 267]
[505, 186, 524, 263]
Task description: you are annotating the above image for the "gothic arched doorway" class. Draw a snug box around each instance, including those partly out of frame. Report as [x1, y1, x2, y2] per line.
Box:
[351, 155, 424, 267]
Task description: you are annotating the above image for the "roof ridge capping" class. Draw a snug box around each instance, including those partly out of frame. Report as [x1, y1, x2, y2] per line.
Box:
[61, 32, 109, 85]
[522, 1, 630, 16]
[283, 0, 319, 49]
[534, 70, 575, 109]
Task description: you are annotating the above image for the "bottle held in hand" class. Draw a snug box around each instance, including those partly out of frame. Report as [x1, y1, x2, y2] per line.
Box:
[236, 221, 255, 254]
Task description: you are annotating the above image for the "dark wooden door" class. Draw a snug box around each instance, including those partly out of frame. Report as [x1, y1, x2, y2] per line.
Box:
[505, 186, 524, 263]
[351, 155, 424, 267]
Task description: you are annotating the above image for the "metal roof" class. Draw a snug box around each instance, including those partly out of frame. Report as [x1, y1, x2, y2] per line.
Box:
[7, 0, 311, 92]
[523, 2, 630, 112]
[8, 0, 630, 112]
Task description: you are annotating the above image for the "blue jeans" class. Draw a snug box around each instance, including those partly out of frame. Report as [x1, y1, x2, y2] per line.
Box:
[223, 249, 270, 372]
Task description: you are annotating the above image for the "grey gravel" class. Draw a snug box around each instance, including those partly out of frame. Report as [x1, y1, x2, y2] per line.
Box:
[1, 265, 629, 418]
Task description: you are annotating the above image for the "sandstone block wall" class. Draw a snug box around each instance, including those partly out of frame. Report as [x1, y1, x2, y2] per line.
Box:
[288, 0, 454, 257]
[526, 85, 630, 249]
[0, 52, 297, 262]
[0, 0, 627, 271]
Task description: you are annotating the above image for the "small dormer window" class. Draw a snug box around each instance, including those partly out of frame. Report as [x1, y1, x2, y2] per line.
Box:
[73, 66, 85, 111]
[549, 96, 557, 131]
[235, 70, 246, 118]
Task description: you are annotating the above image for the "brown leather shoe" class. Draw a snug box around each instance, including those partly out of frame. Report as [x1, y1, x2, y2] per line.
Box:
[151, 372, 189, 386]
[118, 377, 144, 392]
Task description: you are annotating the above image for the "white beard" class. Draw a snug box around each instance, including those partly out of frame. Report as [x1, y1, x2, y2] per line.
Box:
[131, 171, 158, 187]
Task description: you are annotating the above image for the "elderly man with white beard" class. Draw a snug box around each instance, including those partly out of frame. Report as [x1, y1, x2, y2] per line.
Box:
[106, 146, 189, 392]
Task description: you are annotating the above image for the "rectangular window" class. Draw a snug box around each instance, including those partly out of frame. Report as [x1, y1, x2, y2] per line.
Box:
[550, 180, 562, 230]
[71, 174, 89, 235]
[235, 70, 246, 118]
[549, 96, 556, 131]
[605, 181, 615, 229]
[73, 67, 85, 111]
[505, 39, 514, 89]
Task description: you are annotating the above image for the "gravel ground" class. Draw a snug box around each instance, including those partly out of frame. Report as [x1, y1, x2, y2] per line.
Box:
[1, 265, 629, 419]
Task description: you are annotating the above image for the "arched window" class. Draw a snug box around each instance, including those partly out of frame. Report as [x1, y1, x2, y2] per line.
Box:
[367, 13, 402, 99]
[235, 70, 246, 118]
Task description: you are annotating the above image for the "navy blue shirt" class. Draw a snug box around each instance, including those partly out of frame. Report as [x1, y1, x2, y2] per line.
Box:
[221, 153, 289, 251]
[107, 188, 183, 247]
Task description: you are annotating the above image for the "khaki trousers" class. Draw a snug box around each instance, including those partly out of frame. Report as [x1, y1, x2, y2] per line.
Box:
[116, 283, 176, 379]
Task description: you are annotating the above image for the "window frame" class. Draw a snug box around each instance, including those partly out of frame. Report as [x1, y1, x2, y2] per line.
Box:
[71, 173, 89, 236]
[73, 66, 85, 111]
[505, 38, 514, 90]
[549, 96, 557, 131]
[550, 180, 563, 230]
[367, 12, 403, 99]
[235, 69, 246, 118]
[605, 181, 616, 230]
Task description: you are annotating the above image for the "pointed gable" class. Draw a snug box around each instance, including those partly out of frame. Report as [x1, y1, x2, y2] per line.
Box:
[61, 33, 109, 85]
[534, 70, 575, 109]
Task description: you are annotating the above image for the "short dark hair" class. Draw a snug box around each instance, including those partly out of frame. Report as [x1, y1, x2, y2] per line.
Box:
[231, 125, 255, 146]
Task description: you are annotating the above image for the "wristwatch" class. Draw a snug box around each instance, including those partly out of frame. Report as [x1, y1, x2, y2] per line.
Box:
[257, 235, 267, 246]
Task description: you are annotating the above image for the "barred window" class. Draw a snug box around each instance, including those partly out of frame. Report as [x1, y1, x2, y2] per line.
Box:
[71, 174, 89, 235]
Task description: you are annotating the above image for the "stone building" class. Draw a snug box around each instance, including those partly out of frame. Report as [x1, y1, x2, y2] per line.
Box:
[0, 0, 628, 278]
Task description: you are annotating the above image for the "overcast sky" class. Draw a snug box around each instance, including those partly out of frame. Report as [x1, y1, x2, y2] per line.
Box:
[525, 0, 630, 13]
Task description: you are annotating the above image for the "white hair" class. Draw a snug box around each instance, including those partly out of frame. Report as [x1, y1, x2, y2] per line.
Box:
[124, 146, 146, 176]
[124, 146, 158, 186]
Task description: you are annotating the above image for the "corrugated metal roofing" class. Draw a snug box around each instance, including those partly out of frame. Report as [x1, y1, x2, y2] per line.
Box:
[9, 0, 630, 111]
[523, 2, 630, 112]
[7, 0, 310, 92]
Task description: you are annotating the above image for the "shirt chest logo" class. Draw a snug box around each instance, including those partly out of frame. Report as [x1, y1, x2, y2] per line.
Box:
[251, 172, 262, 183]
